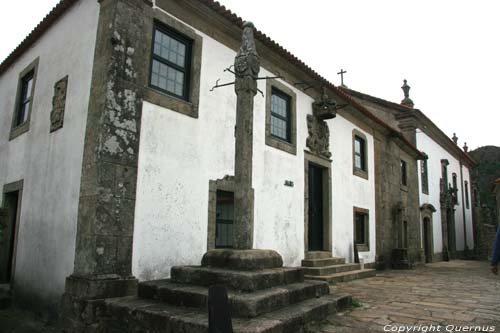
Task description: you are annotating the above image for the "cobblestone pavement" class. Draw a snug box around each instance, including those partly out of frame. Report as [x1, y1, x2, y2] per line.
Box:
[314, 260, 500, 333]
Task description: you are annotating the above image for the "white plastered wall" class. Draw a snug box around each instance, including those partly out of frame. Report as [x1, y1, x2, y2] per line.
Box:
[132, 12, 376, 281]
[417, 131, 474, 254]
[0, 1, 99, 306]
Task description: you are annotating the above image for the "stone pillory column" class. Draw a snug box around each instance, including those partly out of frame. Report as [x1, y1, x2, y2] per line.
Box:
[233, 22, 260, 250]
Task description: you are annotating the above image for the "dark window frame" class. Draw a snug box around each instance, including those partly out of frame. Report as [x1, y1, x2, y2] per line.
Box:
[215, 190, 234, 249]
[352, 129, 369, 180]
[465, 181, 470, 209]
[421, 159, 429, 194]
[353, 207, 369, 252]
[149, 21, 193, 101]
[452, 173, 459, 205]
[265, 79, 297, 155]
[270, 87, 292, 143]
[401, 159, 408, 187]
[354, 135, 366, 171]
[10, 58, 39, 141]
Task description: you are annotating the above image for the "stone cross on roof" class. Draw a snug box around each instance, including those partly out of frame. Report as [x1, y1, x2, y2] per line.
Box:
[337, 68, 347, 87]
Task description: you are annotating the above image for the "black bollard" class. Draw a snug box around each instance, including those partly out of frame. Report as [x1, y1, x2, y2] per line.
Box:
[208, 285, 233, 333]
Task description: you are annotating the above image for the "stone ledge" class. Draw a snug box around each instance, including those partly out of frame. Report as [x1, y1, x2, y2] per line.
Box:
[103, 293, 349, 333]
[64, 275, 138, 299]
[170, 266, 303, 292]
[138, 279, 329, 318]
[201, 249, 283, 270]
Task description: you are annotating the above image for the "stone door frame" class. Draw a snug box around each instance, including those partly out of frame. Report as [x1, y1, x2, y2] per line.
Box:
[304, 151, 332, 255]
[420, 203, 436, 263]
[1, 180, 24, 284]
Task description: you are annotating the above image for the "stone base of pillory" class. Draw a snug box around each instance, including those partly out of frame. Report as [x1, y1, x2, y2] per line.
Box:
[99, 249, 351, 332]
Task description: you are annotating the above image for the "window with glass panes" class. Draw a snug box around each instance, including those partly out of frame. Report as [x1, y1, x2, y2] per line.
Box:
[354, 212, 368, 246]
[15, 71, 34, 127]
[270, 88, 291, 142]
[215, 190, 234, 248]
[354, 136, 366, 171]
[150, 24, 192, 100]
[465, 181, 470, 209]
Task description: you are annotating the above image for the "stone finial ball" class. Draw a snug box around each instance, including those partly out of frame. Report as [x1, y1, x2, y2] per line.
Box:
[243, 21, 255, 29]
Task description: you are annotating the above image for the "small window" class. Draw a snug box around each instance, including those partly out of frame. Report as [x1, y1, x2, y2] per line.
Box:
[354, 136, 366, 171]
[452, 173, 459, 205]
[10, 58, 38, 140]
[421, 159, 429, 194]
[150, 23, 192, 100]
[354, 208, 369, 251]
[465, 181, 470, 209]
[401, 160, 408, 186]
[14, 71, 34, 127]
[270, 88, 291, 142]
[215, 190, 234, 248]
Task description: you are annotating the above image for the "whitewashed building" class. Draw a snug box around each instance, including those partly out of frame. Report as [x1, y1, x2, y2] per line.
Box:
[0, 0, 474, 324]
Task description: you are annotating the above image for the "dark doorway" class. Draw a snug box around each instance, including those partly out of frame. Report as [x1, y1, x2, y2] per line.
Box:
[423, 217, 431, 263]
[308, 163, 324, 251]
[0, 191, 20, 283]
[215, 190, 234, 249]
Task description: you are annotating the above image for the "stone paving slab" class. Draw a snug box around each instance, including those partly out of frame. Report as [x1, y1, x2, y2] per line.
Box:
[311, 260, 500, 332]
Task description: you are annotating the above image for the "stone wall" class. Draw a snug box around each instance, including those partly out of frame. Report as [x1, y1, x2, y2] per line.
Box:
[374, 133, 422, 269]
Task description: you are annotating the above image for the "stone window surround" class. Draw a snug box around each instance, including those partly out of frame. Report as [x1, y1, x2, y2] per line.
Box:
[143, 12, 202, 119]
[304, 151, 332, 255]
[207, 176, 235, 251]
[265, 79, 297, 155]
[1, 179, 24, 283]
[353, 207, 369, 252]
[10, 58, 39, 141]
[352, 129, 368, 180]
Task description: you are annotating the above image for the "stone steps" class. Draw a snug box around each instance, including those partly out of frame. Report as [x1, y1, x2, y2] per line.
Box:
[103, 292, 351, 333]
[171, 266, 303, 292]
[304, 251, 332, 260]
[302, 254, 376, 284]
[303, 263, 360, 276]
[138, 279, 329, 318]
[305, 269, 377, 284]
[301, 257, 345, 267]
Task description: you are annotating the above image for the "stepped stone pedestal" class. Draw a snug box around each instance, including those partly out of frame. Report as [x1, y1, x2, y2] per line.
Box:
[100, 249, 351, 332]
[302, 252, 376, 284]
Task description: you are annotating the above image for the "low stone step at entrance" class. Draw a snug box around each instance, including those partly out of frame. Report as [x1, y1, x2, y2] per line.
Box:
[138, 279, 329, 318]
[305, 269, 376, 284]
[302, 257, 345, 267]
[304, 251, 332, 260]
[303, 263, 360, 276]
[103, 292, 351, 333]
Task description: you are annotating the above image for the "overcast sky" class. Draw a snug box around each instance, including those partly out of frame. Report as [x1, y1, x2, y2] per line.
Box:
[1, 0, 498, 150]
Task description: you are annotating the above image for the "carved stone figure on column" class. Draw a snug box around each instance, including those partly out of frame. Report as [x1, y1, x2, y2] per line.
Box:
[306, 87, 338, 159]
